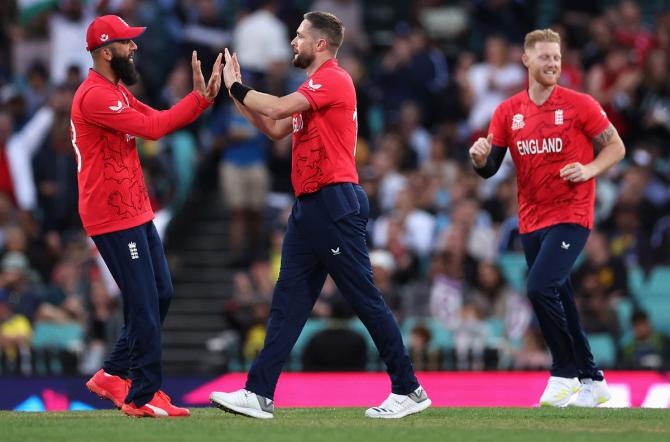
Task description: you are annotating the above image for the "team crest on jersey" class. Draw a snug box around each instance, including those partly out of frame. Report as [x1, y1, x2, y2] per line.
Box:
[555, 109, 564, 125]
[511, 113, 525, 130]
[292, 114, 303, 133]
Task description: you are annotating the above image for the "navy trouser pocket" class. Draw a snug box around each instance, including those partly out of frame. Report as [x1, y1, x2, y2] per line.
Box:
[320, 183, 360, 222]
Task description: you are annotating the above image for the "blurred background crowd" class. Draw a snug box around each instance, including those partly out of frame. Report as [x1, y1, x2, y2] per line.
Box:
[1, 0, 670, 377]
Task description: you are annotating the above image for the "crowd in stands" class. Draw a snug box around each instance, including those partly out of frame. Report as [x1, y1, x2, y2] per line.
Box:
[1, 0, 669, 376]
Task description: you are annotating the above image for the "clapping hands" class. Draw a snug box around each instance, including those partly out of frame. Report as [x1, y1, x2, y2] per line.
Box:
[223, 48, 242, 91]
[192, 50, 223, 101]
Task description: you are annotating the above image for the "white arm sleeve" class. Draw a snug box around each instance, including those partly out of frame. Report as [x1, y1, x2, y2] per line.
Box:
[7, 106, 55, 211]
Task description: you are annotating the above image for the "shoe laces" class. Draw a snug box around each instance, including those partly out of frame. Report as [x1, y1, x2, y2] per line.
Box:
[156, 390, 173, 404]
[378, 394, 407, 411]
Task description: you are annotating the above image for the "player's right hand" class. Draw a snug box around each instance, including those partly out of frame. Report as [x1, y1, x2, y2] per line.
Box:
[469, 134, 493, 168]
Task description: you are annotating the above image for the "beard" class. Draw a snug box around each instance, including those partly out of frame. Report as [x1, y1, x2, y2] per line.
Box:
[110, 49, 139, 85]
[292, 51, 314, 69]
[531, 67, 560, 87]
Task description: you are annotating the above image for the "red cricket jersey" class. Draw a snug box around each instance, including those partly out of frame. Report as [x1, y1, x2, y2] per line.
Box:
[70, 69, 210, 236]
[488, 85, 610, 233]
[292, 58, 358, 196]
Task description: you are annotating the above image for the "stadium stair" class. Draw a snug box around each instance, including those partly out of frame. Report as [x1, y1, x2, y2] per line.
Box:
[161, 190, 235, 375]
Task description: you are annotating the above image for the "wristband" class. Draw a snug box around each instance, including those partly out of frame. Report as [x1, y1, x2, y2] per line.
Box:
[230, 81, 253, 103]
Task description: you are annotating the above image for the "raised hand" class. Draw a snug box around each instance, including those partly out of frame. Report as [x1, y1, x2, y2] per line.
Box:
[192, 50, 206, 97]
[469, 133, 493, 168]
[223, 48, 241, 90]
[192, 51, 223, 101]
[204, 52, 223, 101]
[231, 52, 242, 83]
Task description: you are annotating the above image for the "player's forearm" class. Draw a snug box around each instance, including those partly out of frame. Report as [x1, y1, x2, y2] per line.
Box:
[232, 98, 288, 141]
[114, 92, 209, 141]
[588, 140, 626, 177]
[473, 146, 507, 179]
[242, 90, 291, 120]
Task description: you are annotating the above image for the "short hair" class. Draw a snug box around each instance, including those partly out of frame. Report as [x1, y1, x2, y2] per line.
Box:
[304, 11, 344, 53]
[524, 29, 561, 51]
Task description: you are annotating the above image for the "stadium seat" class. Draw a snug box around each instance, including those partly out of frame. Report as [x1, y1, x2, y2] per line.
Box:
[31, 322, 83, 352]
[627, 266, 645, 299]
[615, 298, 634, 345]
[587, 333, 617, 368]
[484, 318, 505, 347]
[31, 322, 84, 375]
[400, 317, 453, 352]
[638, 298, 670, 336]
[643, 266, 670, 299]
[497, 253, 527, 292]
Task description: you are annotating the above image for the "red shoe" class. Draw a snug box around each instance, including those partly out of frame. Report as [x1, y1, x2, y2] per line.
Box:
[86, 369, 130, 409]
[122, 391, 190, 418]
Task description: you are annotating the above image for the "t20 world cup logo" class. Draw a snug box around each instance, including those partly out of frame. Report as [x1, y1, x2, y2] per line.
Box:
[292, 114, 303, 133]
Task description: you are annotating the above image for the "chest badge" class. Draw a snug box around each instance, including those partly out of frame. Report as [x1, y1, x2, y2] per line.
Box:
[555, 109, 564, 125]
[292, 114, 304, 133]
[512, 113, 525, 130]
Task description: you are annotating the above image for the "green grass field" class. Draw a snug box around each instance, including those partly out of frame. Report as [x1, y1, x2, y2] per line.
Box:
[1, 407, 669, 442]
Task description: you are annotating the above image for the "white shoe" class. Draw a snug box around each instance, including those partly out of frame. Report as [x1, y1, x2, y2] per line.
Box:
[365, 386, 431, 419]
[210, 389, 274, 419]
[570, 377, 612, 407]
[539, 376, 580, 407]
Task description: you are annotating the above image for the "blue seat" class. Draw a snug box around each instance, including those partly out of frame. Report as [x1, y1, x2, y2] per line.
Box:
[32, 322, 83, 351]
[627, 266, 645, 299]
[643, 266, 670, 300]
[639, 298, 670, 336]
[615, 298, 634, 329]
[484, 318, 505, 347]
[497, 253, 527, 292]
[400, 317, 453, 352]
[587, 333, 617, 368]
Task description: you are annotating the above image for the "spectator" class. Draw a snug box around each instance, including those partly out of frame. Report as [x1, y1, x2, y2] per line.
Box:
[0, 289, 32, 375]
[573, 230, 629, 299]
[48, 0, 93, 85]
[212, 103, 270, 265]
[465, 35, 524, 133]
[0, 252, 42, 323]
[513, 327, 552, 371]
[372, 187, 435, 259]
[620, 309, 670, 370]
[369, 249, 401, 320]
[574, 268, 621, 338]
[407, 323, 442, 371]
[232, 0, 291, 80]
[23, 61, 50, 116]
[310, 0, 368, 56]
[466, 261, 532, 344]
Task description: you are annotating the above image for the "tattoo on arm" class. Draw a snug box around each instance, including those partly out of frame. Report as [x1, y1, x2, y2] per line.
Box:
[593, 124, 615, 149]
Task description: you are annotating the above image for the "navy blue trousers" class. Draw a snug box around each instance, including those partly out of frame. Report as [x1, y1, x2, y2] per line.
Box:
[246, 183, 419, 399]
[521, 223, 601, 380]
[92, 221, 173, 407]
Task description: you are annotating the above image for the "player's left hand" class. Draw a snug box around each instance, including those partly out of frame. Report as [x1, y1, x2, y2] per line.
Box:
[204, 52, 224, 101]
[560, 162, 595, 182]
